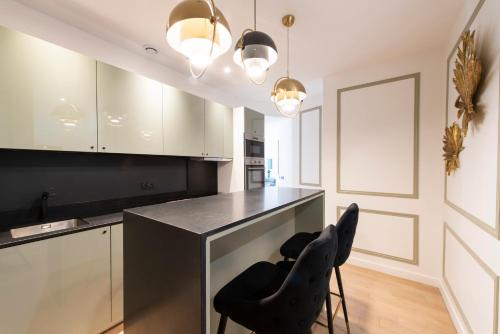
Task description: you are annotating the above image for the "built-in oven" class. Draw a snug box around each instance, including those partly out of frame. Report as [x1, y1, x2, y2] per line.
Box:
[244, 133, 265, 159]
[245, 157, 265, 190]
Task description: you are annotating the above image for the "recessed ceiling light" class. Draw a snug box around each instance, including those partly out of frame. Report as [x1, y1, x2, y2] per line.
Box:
[224, 66, 231, 74]
[143, 45, 158, 55]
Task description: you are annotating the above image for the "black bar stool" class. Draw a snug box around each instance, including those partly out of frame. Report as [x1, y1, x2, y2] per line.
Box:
[213, 224, 338, 334]
[279, 203, 359, 333]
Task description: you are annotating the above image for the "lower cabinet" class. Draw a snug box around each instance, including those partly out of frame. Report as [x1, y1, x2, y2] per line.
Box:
[111, 224, 124, 325]
[0, 227, 112, 334]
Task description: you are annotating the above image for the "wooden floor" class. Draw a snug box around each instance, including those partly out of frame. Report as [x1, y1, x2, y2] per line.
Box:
[104, 264, 456, 334]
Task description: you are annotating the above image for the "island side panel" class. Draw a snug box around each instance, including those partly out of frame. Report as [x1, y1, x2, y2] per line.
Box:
[295, 193, 325, 233]
[123, 211, 203, 334]
[207, 208, 296, 334]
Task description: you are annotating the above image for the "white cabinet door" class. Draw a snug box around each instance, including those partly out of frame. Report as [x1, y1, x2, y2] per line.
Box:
[0, 26, 97, 152]
[0, 227, 111, 334]
[223, 106, 233, 159]
[97, 62, 163, 154]
[204, 100, 225, 157]
[111, 224, 124, 325]
[244, 108, 264, 138]
[163, 85, 205, 157]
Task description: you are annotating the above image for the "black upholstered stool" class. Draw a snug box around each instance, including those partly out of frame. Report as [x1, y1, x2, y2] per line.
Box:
[280, 203, 359, 333]
[213, 225, 338, 334]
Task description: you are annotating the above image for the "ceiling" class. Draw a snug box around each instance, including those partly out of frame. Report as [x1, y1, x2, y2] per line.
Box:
[16, 0, 464, 113]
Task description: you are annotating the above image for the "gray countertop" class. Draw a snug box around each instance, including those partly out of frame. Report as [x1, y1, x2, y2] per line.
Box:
[0, 212, 123, 249]
[125, 187, 324, 237]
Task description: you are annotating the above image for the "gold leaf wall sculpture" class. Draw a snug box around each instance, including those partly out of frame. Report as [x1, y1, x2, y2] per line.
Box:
[452, 30, 482, 136]
[443, 122, 465, 176]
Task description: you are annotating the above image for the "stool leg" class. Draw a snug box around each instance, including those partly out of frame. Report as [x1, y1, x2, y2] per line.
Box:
[217, 315, 228, 334]
[335, 266, 350, 334]
[325, 291, 335, 334]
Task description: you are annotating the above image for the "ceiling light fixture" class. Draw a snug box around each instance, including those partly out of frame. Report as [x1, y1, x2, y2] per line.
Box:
[166, 0, 232, 78]
[233, 0, 277, 85]
[271, 15, 306, 117]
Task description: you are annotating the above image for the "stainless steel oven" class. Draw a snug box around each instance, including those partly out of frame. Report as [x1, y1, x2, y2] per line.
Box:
[245, 157, 265, 190]
[244, 133, 265, 159]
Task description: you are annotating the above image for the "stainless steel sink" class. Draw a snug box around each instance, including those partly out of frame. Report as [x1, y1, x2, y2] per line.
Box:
[10, 218, 89, 239]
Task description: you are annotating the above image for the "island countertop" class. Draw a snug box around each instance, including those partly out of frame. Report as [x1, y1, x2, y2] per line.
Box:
[124, 187, 324, 237]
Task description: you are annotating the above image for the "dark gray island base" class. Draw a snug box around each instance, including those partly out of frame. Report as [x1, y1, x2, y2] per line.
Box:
[123, 187, 325, 334]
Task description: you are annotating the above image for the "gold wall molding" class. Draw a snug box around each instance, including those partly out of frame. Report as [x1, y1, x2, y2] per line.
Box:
[337, 73, 420, 198]
[443, 0, 500, 240]
[337, 206, 419, 265]
[442, 223, 499, 334]
[299, 106, 322, 187]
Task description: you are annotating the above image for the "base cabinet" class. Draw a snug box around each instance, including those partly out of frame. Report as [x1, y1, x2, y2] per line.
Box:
[0, 227, 111, 334]
[111, 224, 124, 325]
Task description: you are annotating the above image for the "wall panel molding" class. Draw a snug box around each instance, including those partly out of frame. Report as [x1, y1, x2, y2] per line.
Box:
[299, 106, 322, 187]
[337, 206, 419, 265]
[337, 73, 420, 198]
[442, 223, 499, 334]
[443, 0, 500, 240]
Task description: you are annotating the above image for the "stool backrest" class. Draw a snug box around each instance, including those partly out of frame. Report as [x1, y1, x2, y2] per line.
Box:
[260, 224, 338, 334]
[335, 203, 359, 267]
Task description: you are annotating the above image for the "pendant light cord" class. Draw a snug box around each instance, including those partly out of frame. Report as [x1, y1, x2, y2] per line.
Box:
[253, 0, 257, 30]
[287, 26, 290, 77]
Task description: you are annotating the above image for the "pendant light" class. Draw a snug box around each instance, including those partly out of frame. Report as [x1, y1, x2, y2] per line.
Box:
[166, 0, 232, 78]
[271, 15, 306, 117]
[233, 0, 278, 84]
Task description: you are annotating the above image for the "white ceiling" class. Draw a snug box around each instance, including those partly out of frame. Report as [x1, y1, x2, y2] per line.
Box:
[16, 0, 463, 113]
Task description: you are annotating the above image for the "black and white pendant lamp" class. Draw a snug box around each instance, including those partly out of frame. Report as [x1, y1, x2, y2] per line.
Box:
[233, 0, 278, 84]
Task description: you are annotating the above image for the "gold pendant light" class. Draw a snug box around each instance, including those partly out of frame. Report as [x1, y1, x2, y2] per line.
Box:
[233, 0, 278, 85]
[166, 0, 232, 78]
[271, 15, 307, 117]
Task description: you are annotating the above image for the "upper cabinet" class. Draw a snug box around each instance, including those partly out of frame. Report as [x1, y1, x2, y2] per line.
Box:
[0, 25, 234, 158]
[97, 62, 163, 155]
[204, 100, 225, 158]
[244, 108, 265, 139]
[163, 85, 205, 157]
[223, 106, 234, 159]
[0, 27, 97, 152]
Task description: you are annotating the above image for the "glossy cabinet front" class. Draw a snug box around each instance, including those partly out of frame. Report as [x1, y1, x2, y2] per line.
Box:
[0, 227, 111, 334]
[111, 224, 124, 325]
[163, 85, 205, 157]
[97, 62, 163, 155]
[0, 27, 97, 152]
[204, 100, 225, 158]
[223, 105, 234, 159]
[244, 108, 265, 138]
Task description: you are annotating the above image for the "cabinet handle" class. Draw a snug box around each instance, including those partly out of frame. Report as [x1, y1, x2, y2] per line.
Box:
[102, 147, 106, 150]
[90, 146, 94, 150]
[102, 230, 107, 234]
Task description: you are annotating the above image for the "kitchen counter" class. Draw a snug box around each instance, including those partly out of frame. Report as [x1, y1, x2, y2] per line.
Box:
[123, 187, 325, 334]
[0, 212, 123, 249]
[125, 187, 323, 236]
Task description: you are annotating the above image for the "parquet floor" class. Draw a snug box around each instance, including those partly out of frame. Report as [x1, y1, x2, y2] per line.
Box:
[104, 264, 456, 334]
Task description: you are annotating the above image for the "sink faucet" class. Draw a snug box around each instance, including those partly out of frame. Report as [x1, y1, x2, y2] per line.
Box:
[40, 192, 49, 222]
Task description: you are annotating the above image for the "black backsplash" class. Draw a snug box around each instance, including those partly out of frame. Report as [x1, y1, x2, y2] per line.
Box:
[0, 150, 218, 231]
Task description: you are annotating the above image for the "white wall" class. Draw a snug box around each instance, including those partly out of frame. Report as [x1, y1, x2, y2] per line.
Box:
[441, 0, 500, 333]
[264, 116, 295, 187]
[323, 49, 446, 285]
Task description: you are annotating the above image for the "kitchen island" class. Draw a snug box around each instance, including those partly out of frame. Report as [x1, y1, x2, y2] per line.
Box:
[123, 187, 325, 334]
